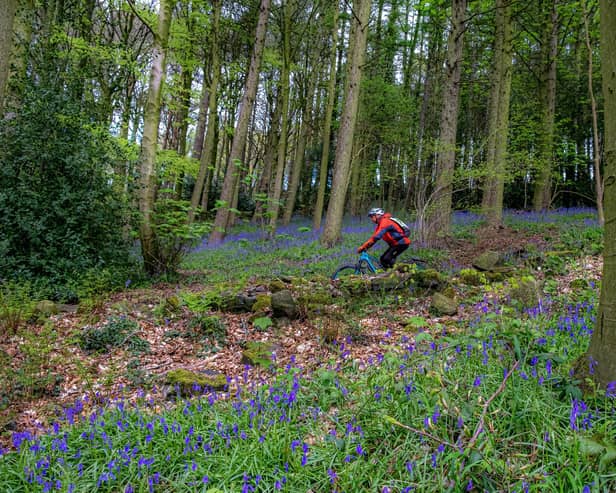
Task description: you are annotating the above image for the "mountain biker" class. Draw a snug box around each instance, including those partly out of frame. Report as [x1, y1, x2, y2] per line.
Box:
[357, 208, 410, 269]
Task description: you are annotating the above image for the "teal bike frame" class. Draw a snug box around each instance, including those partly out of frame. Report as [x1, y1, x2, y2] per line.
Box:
[331, 251, 380, 280]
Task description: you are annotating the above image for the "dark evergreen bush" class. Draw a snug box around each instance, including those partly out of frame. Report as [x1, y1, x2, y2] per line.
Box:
[0, 85, 136, 299]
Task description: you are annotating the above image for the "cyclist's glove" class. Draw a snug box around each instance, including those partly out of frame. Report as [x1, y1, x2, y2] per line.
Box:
[357, 246, 365, 253]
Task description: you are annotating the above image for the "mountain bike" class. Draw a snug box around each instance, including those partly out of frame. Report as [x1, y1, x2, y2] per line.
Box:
[331, 251, 380, 280]
[331, 252, 429, 280]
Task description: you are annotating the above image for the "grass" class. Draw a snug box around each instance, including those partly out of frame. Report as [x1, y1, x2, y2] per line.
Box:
[0, 208, 613, 492]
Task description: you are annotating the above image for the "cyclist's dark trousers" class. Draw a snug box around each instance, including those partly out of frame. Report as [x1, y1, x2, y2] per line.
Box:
[380, 243, 409, 269]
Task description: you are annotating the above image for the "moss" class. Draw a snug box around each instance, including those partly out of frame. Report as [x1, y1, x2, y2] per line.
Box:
[458, 268, 486, 286]
[241, 341, 277, 368]
[251, 294, 272, 313]
[269, 279, 287, 292]
[166, 369, 227, 392]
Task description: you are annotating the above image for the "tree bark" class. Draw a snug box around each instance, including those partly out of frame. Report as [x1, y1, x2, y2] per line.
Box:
[424, 0, 466, 244]
[209, 0, 271, 245]
[138, 0, 174, 275]
[481, 0, 513, 226]
[586, 0, 616, 388]
[0, 0, 18, 112]
[313, 3, 339, 231]
[267, 0, 293, 234]
[320, 0, 371, 247]
[190, 0, 221, 220]
[532, 0, 558, 212]
[583, 0, 604, 225]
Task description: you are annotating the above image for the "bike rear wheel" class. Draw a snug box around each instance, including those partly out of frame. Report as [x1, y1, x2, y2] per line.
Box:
[331, 264, 360, 280]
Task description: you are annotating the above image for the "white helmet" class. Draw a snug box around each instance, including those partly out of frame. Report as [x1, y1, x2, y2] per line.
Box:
[368, 207, 384, 217]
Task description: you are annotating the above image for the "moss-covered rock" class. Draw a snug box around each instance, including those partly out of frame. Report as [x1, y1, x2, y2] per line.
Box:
[251, 294, 272, 313]
[472, 251, 502, 271]
[269, 279, 288, 293]
[271, 290, 298, 319]
[430, 292, 458, 316]
[165, 368, 228, 396]
[34, 300, 58, 317]
[507, 276, 541, 309]
[296, 288, 334, 317]
[241, 341, 278, 367]
[413, 268, 445, 290]
[220, 292, 257, 313]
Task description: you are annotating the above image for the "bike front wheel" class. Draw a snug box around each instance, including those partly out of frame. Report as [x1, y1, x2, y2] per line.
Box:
[331, 264, 360, 280]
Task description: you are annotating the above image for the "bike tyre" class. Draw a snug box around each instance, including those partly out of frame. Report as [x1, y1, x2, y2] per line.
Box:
[331, 265, 360, 280]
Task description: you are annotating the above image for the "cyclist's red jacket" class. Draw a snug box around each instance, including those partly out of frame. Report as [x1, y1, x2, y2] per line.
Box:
[359, 213, 411, 251]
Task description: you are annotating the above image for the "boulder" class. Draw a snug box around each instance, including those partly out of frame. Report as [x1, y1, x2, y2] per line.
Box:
[271, 289, 299, 319]
[430, 292, 458, 316]
[472, 251, 502, 271]
[34, 300, 58, 317]
[165, 368, 228, 398]
[507, 276, 541, 309]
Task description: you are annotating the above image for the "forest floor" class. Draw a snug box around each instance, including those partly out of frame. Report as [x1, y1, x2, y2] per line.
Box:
[0, 225, 601, 450]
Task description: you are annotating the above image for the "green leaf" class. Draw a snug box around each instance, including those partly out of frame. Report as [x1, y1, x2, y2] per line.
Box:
[406, 316, 427, 328]
[414, 331, 434, 344]
[578, 436, 605, 456]
[252, 316, 273, 331]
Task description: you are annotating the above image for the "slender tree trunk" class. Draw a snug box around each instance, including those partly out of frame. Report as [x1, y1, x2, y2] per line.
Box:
[320, 0, 370, 247]
[425, 0, 466, 244]
[313, 3, 339, 230]
[283, 76, 315, 225]
[252, 92, 281, 222]
[268, 0, 292, 234]
[138, 0, 174, 275]
[532, 0, 558, 211]
[583, 0, 604, 225]
[0, 0, 18, 112]
[586, 0, 616, 388]
[192, 67, 210, 160]
[190, 0, 221, 220]
[209, 0, 271, 245]
[481, 0, 513, 226]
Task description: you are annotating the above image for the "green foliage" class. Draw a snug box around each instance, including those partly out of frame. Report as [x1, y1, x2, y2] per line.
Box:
[0, 282, 36, 336]
[150, 197, 210, 275]
[0, 322, 62, 407]
[79, 316, 150, 355]
[252, 315, 273, 331]
[0, 84, 136, 299]
[186, 315, 227, 346]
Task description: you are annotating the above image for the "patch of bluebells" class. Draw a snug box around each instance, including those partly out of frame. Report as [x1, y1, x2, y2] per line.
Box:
[1, 266, 609, 491]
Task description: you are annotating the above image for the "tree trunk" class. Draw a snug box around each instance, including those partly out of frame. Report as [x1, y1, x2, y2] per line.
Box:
[532, 0, 558, 212]
[268, 0, 293, 234]
[0, 0, 18, 112]
[282, 75, 315, 225]
[209, 0, 271, 245]
[425, 0, 466, 244]
[252, 90, 281, 223]
[583, 0, 604, 225]
[481, 0, 513, 226]
[192, 66, 210, 160]
[313, 3, 339, 231]
[138, 0, 174, 275]
[190, 0, 221, 220]
[320, 0, 370, 247]
[586, 0, 616, 388]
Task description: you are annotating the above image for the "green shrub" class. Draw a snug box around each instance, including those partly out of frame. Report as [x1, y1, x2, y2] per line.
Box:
[0, 84, 135, 299]
[186, 315, 227, 345]
[0, 281, 36, 336]
[79, 316, 150, 355]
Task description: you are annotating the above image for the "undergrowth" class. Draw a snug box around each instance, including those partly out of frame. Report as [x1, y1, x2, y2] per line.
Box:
[0, 208, 611, 492]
